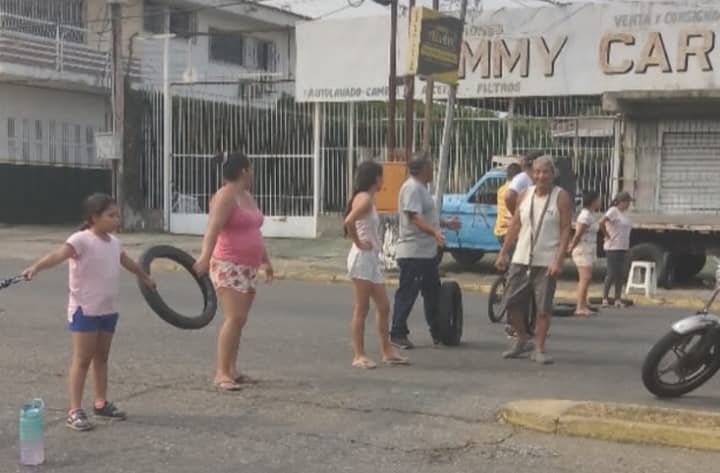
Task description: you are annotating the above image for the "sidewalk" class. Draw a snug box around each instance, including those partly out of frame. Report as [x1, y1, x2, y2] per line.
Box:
[0, 224, 714, 310]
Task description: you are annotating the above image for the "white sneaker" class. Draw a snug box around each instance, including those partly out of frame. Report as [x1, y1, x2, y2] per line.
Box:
[502, 340, 533, 359]
[531, 350, 554, 365]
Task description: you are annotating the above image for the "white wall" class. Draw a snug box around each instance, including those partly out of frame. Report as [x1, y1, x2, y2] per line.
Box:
[0, 84, 109, 168]
[138, 7, 295, 101]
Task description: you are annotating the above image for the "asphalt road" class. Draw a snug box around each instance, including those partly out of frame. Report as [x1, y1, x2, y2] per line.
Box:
[1, 259, 720, 472]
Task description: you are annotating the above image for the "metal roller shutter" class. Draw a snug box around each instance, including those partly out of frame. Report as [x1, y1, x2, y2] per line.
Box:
[660, 131, 720, 214]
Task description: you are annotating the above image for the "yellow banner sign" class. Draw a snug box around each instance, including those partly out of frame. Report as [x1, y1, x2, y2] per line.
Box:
[407, 7, 464, 85]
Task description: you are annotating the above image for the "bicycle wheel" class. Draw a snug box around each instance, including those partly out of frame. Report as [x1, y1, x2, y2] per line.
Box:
[487, 276, 507, 323]
[524, 294, 537, 337]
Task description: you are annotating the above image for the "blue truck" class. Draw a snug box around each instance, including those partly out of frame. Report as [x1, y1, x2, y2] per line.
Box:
[439, 157, 577, 268]
[439, 167, 508, 268]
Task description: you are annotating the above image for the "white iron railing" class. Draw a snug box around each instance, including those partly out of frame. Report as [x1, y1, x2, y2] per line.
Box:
[0, 12, 141, 85]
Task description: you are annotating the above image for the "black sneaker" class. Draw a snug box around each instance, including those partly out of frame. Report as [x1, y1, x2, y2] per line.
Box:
[94, 401, 126, 420]
[66, 409, 93, 431]
[390, 336, 415, 350]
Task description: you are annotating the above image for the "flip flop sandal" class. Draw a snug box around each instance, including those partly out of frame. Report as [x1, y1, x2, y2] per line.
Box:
[215, 380, 243, 392]
[352, 359, 377, 369]
[382, 357, 411, 365]
[234, 374, 259, 385]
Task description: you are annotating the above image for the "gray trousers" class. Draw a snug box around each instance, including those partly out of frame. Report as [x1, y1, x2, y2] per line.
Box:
[603, 250, 628, 301]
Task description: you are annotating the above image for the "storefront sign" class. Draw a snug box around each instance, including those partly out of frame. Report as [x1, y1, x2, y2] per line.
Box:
[296, 2, 720, 101]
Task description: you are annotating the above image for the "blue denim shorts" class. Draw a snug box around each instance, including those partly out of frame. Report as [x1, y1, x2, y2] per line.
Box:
[68, 307, 119, 333]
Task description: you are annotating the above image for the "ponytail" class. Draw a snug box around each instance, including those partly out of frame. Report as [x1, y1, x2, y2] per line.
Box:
[79, 193, 116, 231]
[342, 161, 383, 237]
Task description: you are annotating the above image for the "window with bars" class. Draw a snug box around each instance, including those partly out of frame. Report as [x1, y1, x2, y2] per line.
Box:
[209, 28, 244, 66]
[7, 118, 16, 161]
[35, 120, 43, 162]
[49, 120, 57, 163]
[62, 123, 70, 163]
[74, 124, 82, 164]
[144, 1, 195, 38]
[22, 118, 30, 162]
[86, 126, 95, 163]
[143, 0, 166, 34]
[256, 40, 277, 72]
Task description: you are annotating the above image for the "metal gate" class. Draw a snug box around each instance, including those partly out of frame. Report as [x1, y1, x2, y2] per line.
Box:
[166, 83, 320, 237]
[659, 123, 720, 214]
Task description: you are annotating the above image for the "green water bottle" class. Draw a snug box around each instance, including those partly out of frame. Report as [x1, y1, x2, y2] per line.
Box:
[19, 399, 45, 466]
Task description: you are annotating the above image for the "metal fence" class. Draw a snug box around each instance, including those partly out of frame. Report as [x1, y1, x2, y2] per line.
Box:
[138, 91, 618, 218]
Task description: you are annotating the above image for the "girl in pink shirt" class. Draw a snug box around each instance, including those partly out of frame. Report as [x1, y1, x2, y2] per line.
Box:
[194, 152, 273, 392]
[22, 194, 154, 431]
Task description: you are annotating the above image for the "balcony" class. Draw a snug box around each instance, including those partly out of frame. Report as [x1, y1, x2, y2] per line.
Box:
[0, 12, 140, 92]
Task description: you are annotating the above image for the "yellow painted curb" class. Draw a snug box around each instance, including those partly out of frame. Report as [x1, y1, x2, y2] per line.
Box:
[499, 400, 720, 451]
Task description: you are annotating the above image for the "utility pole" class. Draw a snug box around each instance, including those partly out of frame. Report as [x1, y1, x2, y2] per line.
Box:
[404, 0, 416, 161]
[434, 0, 468, 207]
[387, 0, 398, 161]
[109, 0, 125, 227]
[422, 0, 440, 153]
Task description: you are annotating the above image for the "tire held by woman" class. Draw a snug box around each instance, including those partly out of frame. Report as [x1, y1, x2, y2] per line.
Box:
[139, 245, 217, 330]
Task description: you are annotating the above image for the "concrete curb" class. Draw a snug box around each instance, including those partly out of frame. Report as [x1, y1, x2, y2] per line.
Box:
[499, 400, 720, 451]
[148, 260, 705, 310]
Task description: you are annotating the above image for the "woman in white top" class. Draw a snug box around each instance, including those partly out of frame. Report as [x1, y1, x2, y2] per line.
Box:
[599, 192, 634, 307]
[568, 190, 601, 316]
[344, 161, 409, 369]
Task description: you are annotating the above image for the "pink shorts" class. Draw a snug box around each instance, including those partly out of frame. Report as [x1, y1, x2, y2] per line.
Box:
[210, 258, 258, 293]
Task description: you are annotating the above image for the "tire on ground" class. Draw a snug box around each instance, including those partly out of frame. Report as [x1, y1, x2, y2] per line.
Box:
[673, 253, 707, 283]
[627, 242, 673, 289]
[552, 302, 576, 317]
[449, 250, 484, 268]
[437, 280, 463, 346]
[139, 245, 217, 330]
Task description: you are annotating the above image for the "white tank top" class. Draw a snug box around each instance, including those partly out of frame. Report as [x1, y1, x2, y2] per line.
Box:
[354, 205, 382, 252]
[512, 185, 562, 267]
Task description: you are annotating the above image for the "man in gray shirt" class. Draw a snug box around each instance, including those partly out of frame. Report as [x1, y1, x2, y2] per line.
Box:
[391, 154, 460, 349]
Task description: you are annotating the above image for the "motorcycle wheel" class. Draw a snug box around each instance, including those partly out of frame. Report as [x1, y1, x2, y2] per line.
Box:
[487, 276, 506, 323]
[641, 328, 720, 398]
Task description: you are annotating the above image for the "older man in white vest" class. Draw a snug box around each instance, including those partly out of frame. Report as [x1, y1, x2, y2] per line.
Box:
[495, 155, 572, 365]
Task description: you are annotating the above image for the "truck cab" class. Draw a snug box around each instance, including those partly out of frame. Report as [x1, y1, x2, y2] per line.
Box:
[440, 167, 508, 267]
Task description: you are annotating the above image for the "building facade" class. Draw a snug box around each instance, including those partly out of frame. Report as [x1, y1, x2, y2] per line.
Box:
[0, 0, 303, 224]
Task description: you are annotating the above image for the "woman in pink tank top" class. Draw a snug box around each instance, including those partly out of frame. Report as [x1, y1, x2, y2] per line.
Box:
[194, 152, 273, 392]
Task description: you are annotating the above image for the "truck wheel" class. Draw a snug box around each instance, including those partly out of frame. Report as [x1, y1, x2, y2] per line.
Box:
[437, 280, 463, 346]
[450, 250, 484, 268]
[674, 254, 707, 283]
[628, 243, 673, 289]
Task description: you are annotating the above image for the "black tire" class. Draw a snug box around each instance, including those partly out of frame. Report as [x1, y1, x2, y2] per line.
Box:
[450, 250, 484, 268]
[674, 253, 707, 283]
[628, 242, 673, 289]
[641, 328, 720, 398]
[552, 302, 576, 317]
[138, 245, 218, 330]
[487, 276, 506, 323]
[524, 295, 537, 337]
[438, 280, 463, 346]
